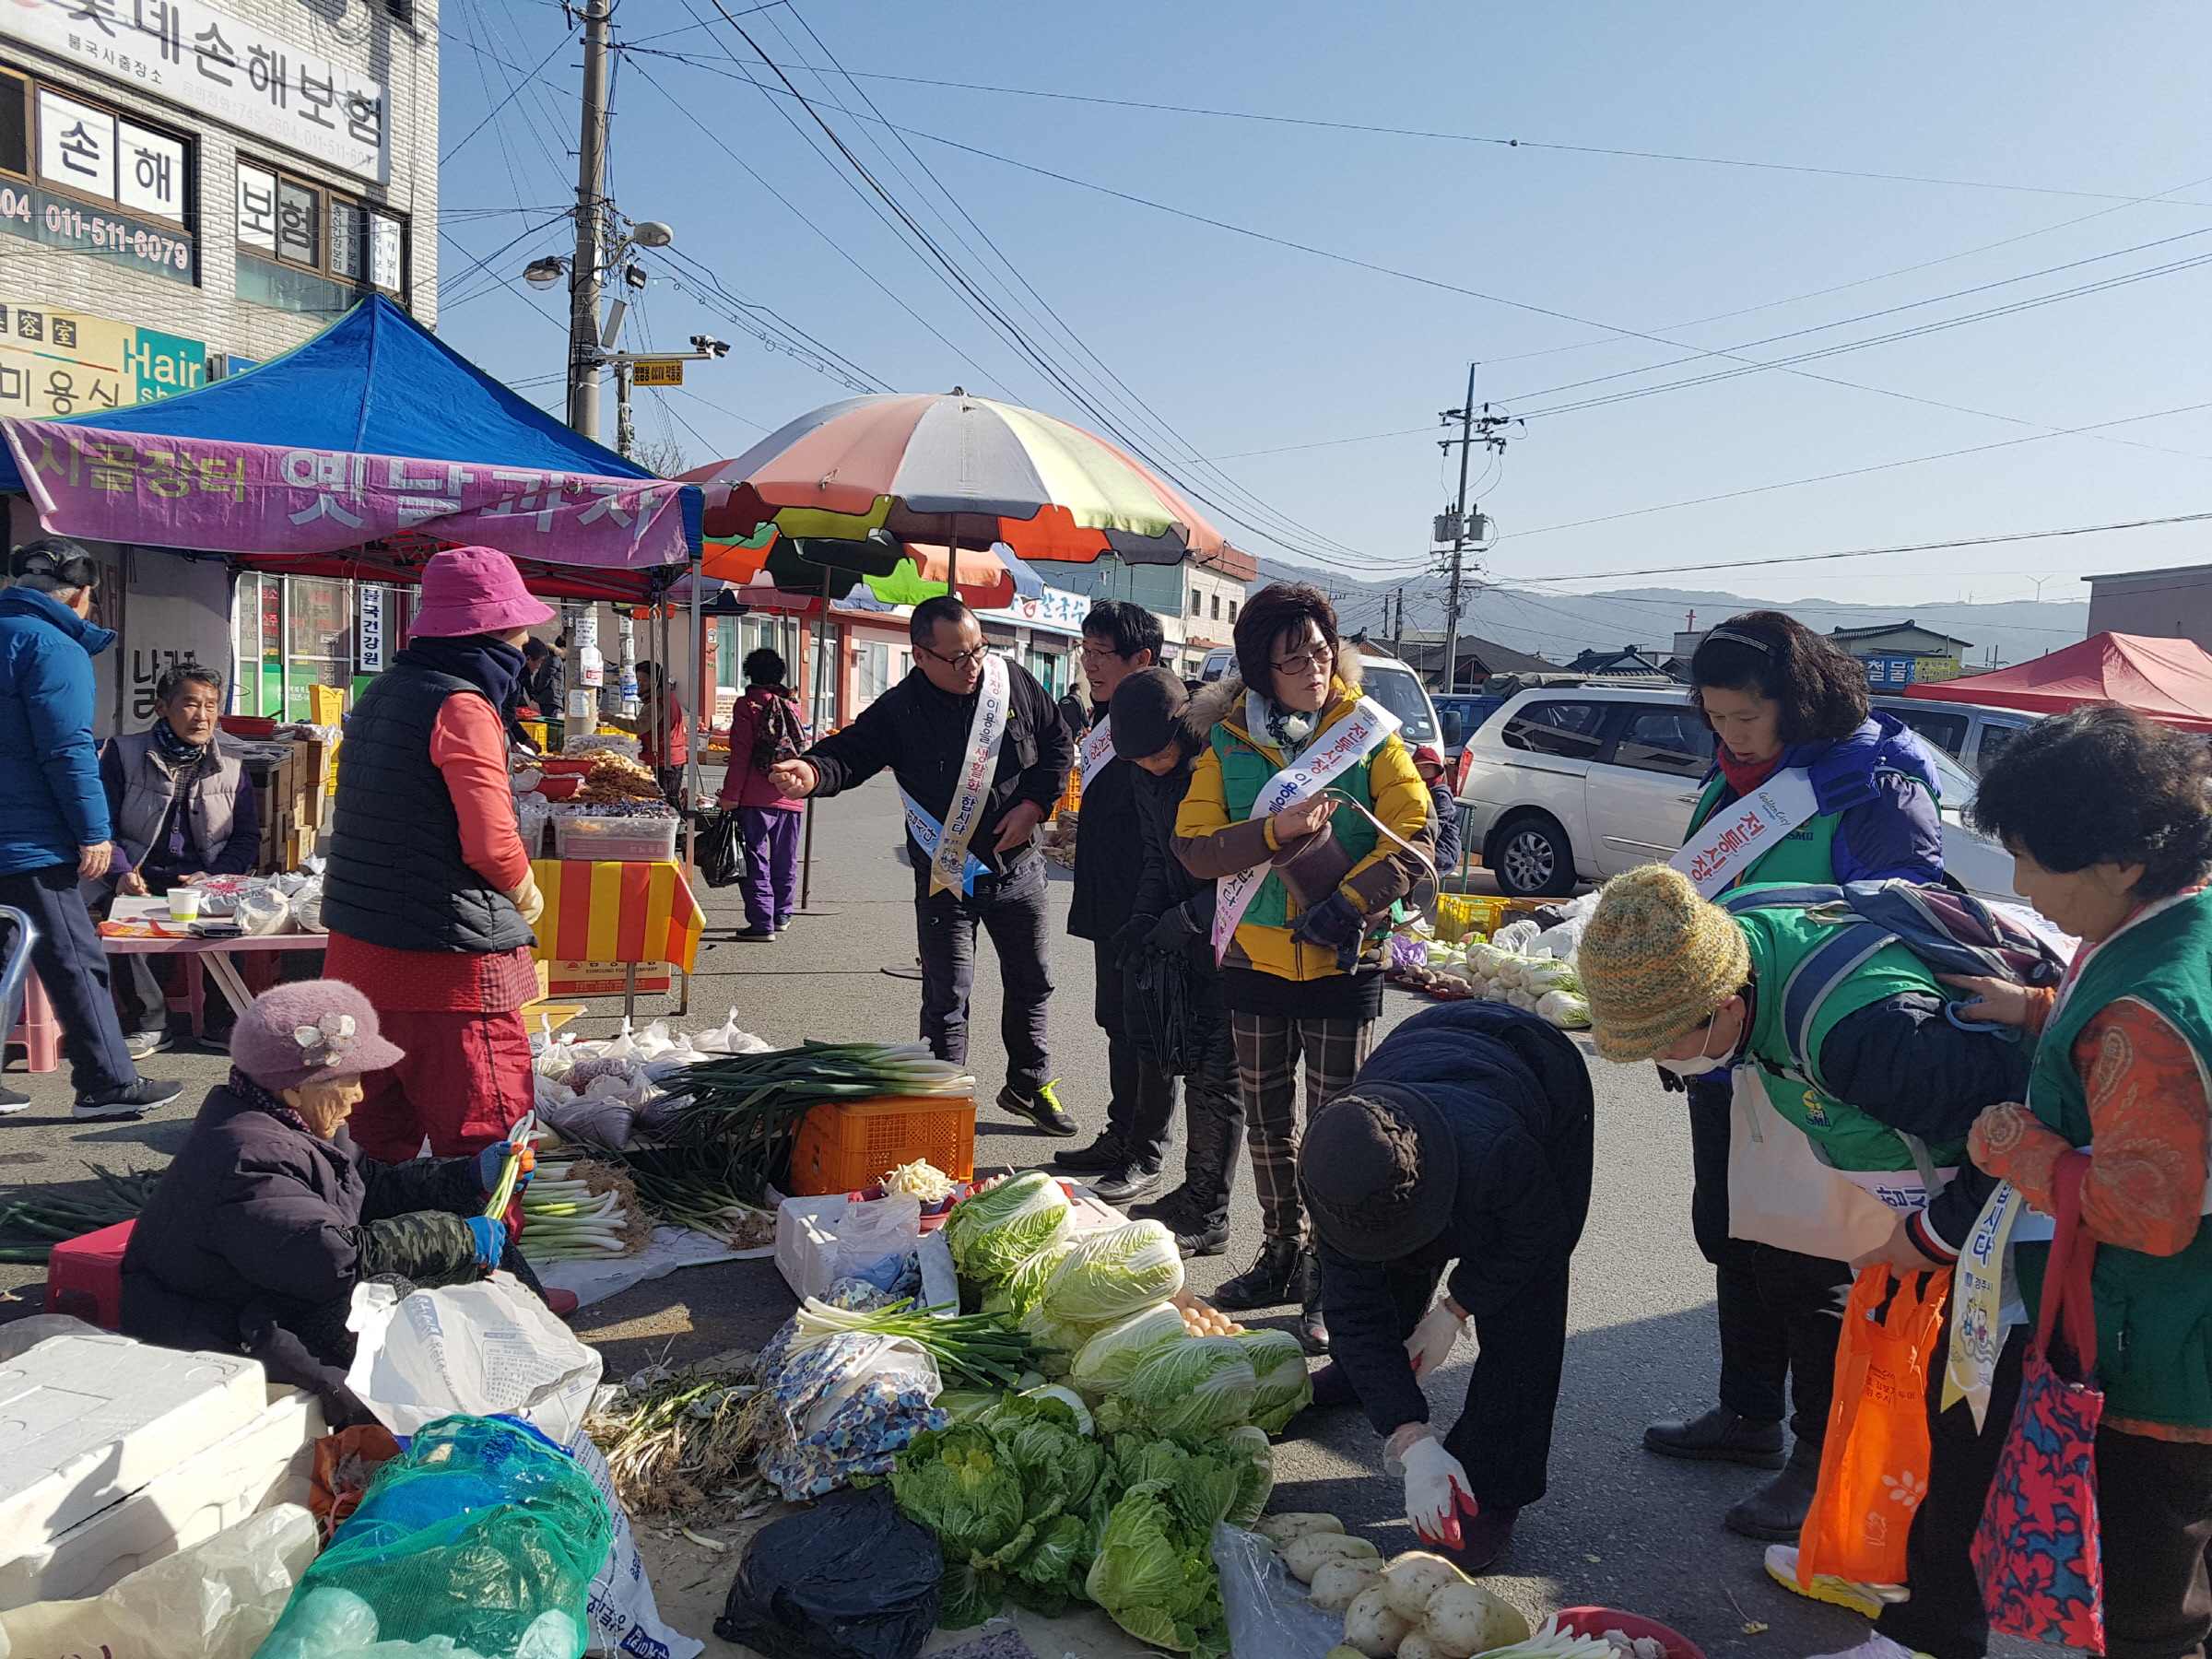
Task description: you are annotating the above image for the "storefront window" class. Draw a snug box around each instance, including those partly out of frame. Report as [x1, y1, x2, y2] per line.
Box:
[282, 575, 352, 721]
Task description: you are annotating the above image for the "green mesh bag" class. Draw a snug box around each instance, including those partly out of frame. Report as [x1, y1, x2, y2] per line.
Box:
[255, 1416, 613, 1659]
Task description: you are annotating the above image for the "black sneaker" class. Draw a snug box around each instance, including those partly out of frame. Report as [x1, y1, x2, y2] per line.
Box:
[1092, 1165, 1161, 1205]
[996, 1079, 1077, 1137]
[1172, 1219, 1230, 1258]
[1127, 1184, 1196, 1222]
[74, 1077, 183, 1119]
[1053, 1134, 1125, 1174]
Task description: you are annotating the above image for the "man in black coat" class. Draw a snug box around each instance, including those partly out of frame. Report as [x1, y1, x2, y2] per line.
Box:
[1300, 1001, 1595, 1575]
[771, 596, 1078, 1134]
[1053, 601, 1172, 1200]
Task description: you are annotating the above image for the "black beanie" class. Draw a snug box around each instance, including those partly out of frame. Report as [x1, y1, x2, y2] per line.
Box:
[1299, 1082, 1457, 1262]
[1109, 665, 1189, 759]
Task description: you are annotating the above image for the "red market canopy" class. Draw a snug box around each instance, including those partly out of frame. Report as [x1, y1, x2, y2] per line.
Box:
[1903, 631, 2212, 732]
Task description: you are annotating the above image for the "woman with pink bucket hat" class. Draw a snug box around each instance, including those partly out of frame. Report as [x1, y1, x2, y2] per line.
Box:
[321, 546, 553, 1164]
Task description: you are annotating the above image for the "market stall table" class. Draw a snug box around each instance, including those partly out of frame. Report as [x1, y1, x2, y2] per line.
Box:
[530, 857, 704, 1018]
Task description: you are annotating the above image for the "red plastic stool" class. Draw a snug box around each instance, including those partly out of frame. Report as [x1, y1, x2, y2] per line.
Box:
[164, 955, 208, 1037]
[6, 969, 62, 1074]
[43, 1218, 135, 1330]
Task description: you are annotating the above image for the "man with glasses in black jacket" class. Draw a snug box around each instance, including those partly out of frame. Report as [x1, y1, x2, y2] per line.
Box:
[771, 596, 1079, 1135]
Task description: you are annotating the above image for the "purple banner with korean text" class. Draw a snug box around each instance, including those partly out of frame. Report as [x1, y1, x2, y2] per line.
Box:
[4, 418, 691, 568]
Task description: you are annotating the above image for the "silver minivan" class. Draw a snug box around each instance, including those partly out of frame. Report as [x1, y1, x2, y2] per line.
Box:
[1195, 646, 1441, 748]
[1871, 696, 2035, 776]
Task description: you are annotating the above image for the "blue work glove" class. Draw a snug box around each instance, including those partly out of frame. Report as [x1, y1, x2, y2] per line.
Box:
[1144, 904, 1202, 950]
[476, 1140, 535, 1196]
[1289, 891, 1368, 972]
[464, 1215, 505, 1272]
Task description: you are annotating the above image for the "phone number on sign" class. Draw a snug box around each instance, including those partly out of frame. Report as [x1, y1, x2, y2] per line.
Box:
[0, 187, 193, 274]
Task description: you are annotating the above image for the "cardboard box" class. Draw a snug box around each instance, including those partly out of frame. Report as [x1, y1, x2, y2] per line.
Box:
[545, 960, 673, 996]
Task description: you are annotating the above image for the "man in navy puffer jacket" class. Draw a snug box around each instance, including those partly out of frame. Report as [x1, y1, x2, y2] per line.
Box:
[1299, 1001, 1594, 1575]
[0, 541, 175, 1116]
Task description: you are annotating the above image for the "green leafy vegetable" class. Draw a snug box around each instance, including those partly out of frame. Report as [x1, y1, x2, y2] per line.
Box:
[982, 1237, 1072, 1318]
[945, 1171, 1072, 1283]
[1112, 1335, 1259, 1437]
[1084, 1488, 1226, 1655]
[1038, 1219, 1185, 1325]
[1237, 1327, 1314, 1434]
[1070, 1302, 1189, 1398]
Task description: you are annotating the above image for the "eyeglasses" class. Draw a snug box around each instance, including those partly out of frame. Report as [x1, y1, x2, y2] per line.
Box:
[920, 642, 989, 669]
[1079, 644, 1127, 665]
[1270, 643, 1335, 677]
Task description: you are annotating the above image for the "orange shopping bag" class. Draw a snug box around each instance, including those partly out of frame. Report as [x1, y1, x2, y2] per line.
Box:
[1797, 1264, 1950, 1588]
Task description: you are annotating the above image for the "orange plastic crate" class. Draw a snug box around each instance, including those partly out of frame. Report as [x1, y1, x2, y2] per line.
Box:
[787, 1094, 977, 1196]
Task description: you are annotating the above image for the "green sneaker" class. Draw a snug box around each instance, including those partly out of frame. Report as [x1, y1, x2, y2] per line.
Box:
[997, 1077, 1077, 1136]
[1765, 1545, 1910, 1622]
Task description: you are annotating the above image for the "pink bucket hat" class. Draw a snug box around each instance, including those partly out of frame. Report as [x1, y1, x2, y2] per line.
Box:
[409, 546, 556, 639]
[230, 980, 405, 1090]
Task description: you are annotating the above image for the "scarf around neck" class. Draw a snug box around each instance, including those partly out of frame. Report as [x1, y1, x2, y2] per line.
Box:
[399, 635, 527, 723]
[151, 717, 209, 769]
[229, 1065, 314, 1137]
[1715, 747, 1783, 799]
[1246, 688, 1319, 760]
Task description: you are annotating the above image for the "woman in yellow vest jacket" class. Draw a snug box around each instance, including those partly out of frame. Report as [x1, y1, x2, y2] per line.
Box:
[1173, 582, 1432, 1350]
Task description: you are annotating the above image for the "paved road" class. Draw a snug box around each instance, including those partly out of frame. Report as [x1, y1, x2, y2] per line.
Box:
[0, 771, 1923, 1659]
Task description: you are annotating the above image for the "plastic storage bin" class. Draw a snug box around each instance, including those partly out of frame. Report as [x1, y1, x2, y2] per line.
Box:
[787, 1095, 977, 1197]
[554, 815, 680, 864]
[42, 1219, 134, 1329]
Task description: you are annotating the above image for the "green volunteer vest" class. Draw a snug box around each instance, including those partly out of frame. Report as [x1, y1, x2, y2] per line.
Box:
[1686, 759, 1936, 890]
[2017, 888, 2212, 1430]
[1213, 714, 1380, 928]
[1735, 899, 1971, 1174]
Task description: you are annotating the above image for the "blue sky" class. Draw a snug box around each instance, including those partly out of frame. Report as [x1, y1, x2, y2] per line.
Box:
[435, 3, 2212, 607]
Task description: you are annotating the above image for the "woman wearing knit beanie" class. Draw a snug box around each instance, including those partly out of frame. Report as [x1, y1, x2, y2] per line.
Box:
[118, 980, 538, 1425]
[1579, 864, 2028, 1549]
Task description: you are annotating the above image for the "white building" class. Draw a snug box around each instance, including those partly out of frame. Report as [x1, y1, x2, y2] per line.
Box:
[1028, 548, 1257, 668]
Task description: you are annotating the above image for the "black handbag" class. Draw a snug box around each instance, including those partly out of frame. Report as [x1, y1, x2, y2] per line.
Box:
[698, 810, 747, 888]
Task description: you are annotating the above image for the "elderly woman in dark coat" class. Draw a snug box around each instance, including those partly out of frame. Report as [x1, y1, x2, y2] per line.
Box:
[120, 980, 534, 1423]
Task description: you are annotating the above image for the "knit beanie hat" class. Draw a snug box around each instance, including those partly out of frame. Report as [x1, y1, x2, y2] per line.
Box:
[1578, 864, 1751, 1064]
[1299, 1082, 1456, 1262]
[1109, 666, 1191, 761]
[229, 980, 405, 1090]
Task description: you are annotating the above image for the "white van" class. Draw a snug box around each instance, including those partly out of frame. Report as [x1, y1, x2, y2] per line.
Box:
[1194, 645, 1442, 749]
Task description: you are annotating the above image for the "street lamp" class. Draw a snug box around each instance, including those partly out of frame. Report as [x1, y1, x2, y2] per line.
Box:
[523, 255, 566, 289]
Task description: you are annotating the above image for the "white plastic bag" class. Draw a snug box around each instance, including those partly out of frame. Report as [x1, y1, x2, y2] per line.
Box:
[834, 1194, 921, 1287]
[1492, 918, 1540, 954]
[344, 1275, 604, 1446]
[0, 1503, 319, 1659]
[233, 888, 292, 936]
[561, 1432, 704, 1659]
[690, 1007, 773, 1055]
[1210, 1523, 1343, 1659]
[288, 877, 327, 935]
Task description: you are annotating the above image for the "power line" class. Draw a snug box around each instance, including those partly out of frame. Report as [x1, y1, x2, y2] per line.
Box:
[1509, 512, 2212, 585]
[782, 66, 2212, 207]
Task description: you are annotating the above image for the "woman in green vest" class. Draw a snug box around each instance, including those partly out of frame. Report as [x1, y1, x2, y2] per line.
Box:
[1174, 582, 1432, 1351]
[1808, 704, 2212, 1659]
[1652, 612, 1948, 1544]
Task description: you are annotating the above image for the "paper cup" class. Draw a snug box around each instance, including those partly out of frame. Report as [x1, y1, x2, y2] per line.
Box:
[167, 887, 204, 921]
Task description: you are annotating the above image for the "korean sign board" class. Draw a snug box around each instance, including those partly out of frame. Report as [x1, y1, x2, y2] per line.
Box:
[0, 82, 194, 281]
[1863, 654, 1921, 688]
[1, 0, 389, 182]
[0, 297, 203, 418]
[630, 359, 683, 386]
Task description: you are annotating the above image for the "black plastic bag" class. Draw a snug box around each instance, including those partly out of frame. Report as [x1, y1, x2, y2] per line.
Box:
[1132, 945, 1197, 1076]
[715, 1485, 942, 1659]
[698, 808, 746, 888]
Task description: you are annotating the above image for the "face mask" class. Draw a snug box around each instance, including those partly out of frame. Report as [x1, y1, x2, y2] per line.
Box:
[1654, 1017, 1732, 1079]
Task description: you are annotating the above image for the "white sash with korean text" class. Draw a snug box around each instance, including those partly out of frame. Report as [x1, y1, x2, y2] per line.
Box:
[900, 789, 989, 897]
[1671, 767, 1821, 898]
[1077, 714, 1116, 789]
[1211, 699, 1400, 965]
[930, 653, 1011, 897]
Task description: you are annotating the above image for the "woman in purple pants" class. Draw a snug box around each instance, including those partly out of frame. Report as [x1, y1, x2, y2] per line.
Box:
[719, 649, 805, 940]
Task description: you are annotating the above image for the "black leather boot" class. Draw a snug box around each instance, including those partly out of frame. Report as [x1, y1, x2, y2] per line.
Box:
[1725, 1438, 1823, 1541]
[1643, 1405, 1787, 1469]
[1294, 1246, 1328, 1354]
[1212, 1237, 1300, 1310]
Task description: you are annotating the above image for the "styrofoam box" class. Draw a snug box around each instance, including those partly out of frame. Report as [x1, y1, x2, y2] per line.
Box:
[0, 1335, 269, 1571]
[0, 1383, 322, 1609]
[774, 1194, 846, 1302]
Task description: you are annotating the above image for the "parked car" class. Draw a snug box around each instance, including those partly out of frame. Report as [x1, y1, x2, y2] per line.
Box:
[1194, 645, 1441, 749]
[1457, 685, 2019, 900]
[1434, 692, 1508, 765]
[1871, 695, 2036, 775]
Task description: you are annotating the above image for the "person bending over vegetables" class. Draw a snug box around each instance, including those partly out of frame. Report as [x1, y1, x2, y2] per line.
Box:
[1298, 999, 1595, 1574]
[1576, 864, 2030, 1547]
[120, 981, 540, 1427]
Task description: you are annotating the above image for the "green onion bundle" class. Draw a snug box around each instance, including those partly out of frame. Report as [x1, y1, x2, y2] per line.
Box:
[615, 1145, 775, 1244]
[658, 1041, 974, 1196]
[521, 1161, 648, 1261]
[0, 1164, 159, 1263]
[791, 1295, 1041, 1390]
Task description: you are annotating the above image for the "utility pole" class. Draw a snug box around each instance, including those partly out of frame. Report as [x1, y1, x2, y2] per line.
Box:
[1393, 585, 1406, 653]
[1433, 365, 1516, 695]
[566, 0, 612, 439]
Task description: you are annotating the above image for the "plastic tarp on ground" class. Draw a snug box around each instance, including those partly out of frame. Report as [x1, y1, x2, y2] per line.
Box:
[1904, 630, 2212, 732]
[0, 295, 702, 573]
